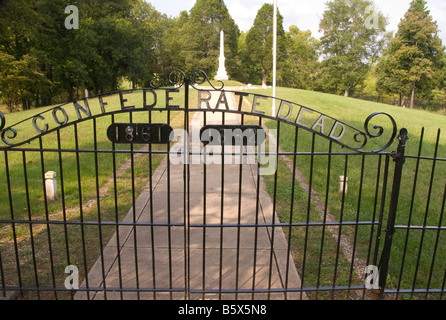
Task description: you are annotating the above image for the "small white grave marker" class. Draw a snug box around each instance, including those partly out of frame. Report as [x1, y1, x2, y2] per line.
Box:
[339, 176, 348, 196]
[45, 171, 58, 200]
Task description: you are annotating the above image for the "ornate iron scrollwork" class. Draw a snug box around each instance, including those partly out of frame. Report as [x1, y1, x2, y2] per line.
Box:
[1, 127, 17, 146]
[149, 68, 186, 89]
[360, 112, 398, 153]
[0, 110, 5, 132]
[150, 68, 224, 91]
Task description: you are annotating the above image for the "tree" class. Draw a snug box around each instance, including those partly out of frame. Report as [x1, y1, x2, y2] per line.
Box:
[179, 0, 240, 76]
[157, 11, 189, 73]
[245, 3, 286, 87]
[319, 0, 388, 97]
[0, 0, 168, 109]
[234, 31, 263, 84]
[0, 0, 37, 60]
[33, 0, 160, 98]
[376, 0, 445, 108]
[279, 26, 320, 90]
[0, 52, 50, 112]
[127, 0, 167, 87]
[0, 0, 54, 108]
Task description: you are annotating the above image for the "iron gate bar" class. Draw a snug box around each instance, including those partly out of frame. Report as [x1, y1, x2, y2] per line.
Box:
[184, 77, 190, 300]
[111, 113, 124, 300]
[0, 219, 382, 228]
[56, 130, 72, 300]
[394, 225, 446, 231]
[405, 155, 446, 161]
[1, 284, 376, 294]
[442, 269, 446, 299]
[267, 120, 280, 300]
[315, 138, 332, 300]
[378, 128, 409, 295]
[331, 154, 348, 300]
[202, 110, 207, 300]
[425, 183, 446, 298]
[39, 137, 59, 299]
[234, 114, 244, 300]
[166, 109, 174, 300]
[300, 132, 316, 299]
[285, 126, 300, 299]
[219, 111, 224, 300]
[347, 153, 366, 298]
[0, 148, 398, 158]
[383, 288, 446, 295]
[4, 150, 23, 296]
[147, 110, 157, 300]
[21, 150, 41, 299]
[410, 129, 440, 299]
[93, 118, 108, 300]
[0, 251, 4, 297]
[252, 115, 262, 300]
[362, 153, 384, 299]
[74, 123, 90, 299]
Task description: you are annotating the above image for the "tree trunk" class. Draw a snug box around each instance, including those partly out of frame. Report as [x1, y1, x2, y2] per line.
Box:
[262, 71, 267, 87]
[22, 99, 30, 110]
[410, 85, 415, 109]
[112, 75, 118, 91]
[35, 93, 40, 108]
[401, 96, 407, 108]
[344, 89, 349, 97]
[67, 86, 75, 102]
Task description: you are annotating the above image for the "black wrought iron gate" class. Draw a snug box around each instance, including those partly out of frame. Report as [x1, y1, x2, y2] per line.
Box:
[0, 70, 444, 300]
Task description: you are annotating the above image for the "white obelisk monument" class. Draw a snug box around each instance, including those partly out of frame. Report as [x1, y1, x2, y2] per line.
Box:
[215, 30, 229, 81]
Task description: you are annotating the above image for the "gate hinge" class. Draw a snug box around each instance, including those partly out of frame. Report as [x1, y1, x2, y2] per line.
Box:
[390, 150, 399, 162]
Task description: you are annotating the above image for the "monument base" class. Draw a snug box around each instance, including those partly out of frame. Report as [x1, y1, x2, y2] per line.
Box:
[214, 74, 229, 81]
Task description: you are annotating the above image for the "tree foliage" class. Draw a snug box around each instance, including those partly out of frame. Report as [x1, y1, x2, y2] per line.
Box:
[318, 0, 388, 97]
[244, 4, 286, 86]
[0, 0, 167, 108]
[280, 26, 320, 90]
[376, 0, 445, 108]
[0, 52, 50, 111]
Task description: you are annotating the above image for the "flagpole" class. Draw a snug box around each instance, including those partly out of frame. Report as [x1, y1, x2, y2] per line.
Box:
[272, 0, 277, 117]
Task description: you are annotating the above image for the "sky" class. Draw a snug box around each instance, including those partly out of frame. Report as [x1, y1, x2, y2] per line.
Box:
[146, 0, 446, 43]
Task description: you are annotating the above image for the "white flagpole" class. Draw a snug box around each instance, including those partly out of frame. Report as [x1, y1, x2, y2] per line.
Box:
[272, 0, 277, 117]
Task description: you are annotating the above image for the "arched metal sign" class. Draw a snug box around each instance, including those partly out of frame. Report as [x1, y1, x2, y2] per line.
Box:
[0, 69, 398, 153]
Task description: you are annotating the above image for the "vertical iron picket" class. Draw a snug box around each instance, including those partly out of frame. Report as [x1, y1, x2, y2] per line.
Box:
[378, 128, 409, 296]
[397, 127, 424, 299]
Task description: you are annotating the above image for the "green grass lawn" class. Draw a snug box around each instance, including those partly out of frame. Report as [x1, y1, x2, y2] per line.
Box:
[245, 87, 446, 299]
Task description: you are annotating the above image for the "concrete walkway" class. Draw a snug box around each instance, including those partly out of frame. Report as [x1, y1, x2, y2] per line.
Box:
[76, 90, 305, 300]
